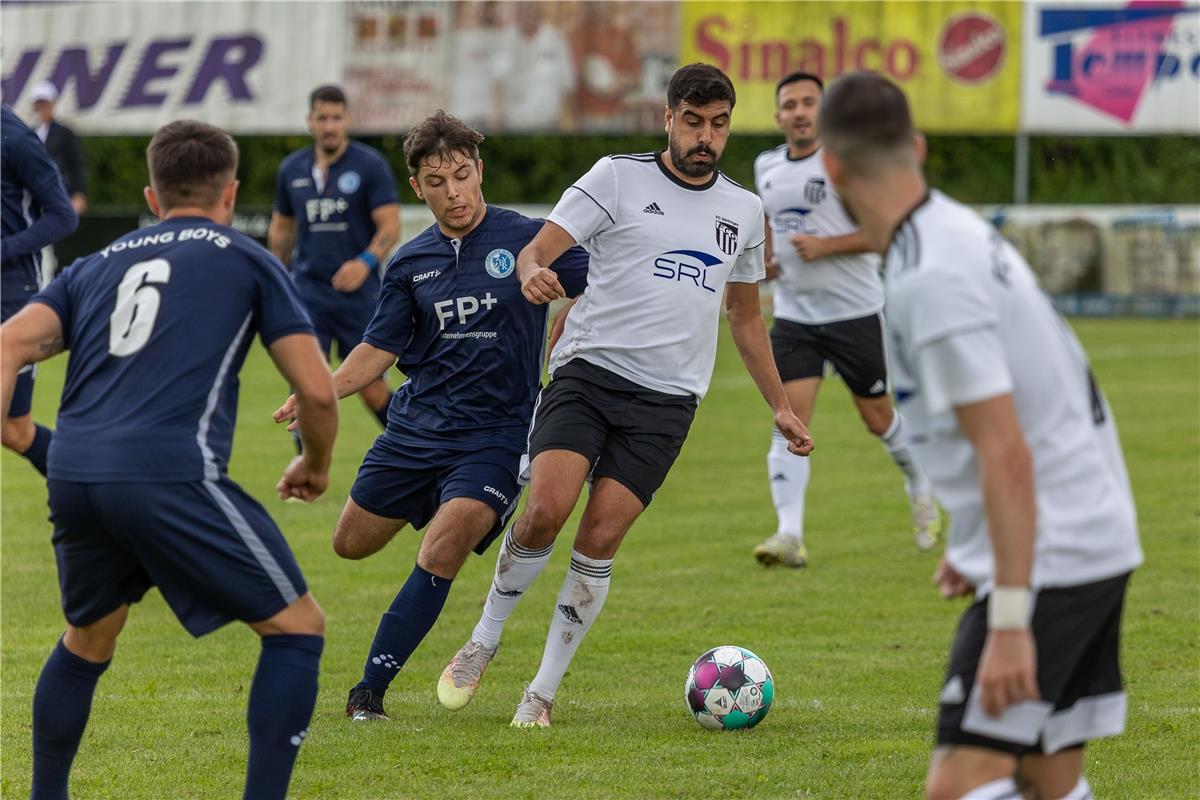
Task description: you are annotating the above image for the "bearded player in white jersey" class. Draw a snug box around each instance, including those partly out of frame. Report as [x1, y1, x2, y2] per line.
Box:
[821, 72, 1142, 800]
[434, 63, 813, 727]
[753, 71, 938, 568]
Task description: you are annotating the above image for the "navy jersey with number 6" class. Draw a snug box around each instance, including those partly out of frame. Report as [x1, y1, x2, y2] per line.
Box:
[32, 217, 314, 482]
[365, 206, 589, 448]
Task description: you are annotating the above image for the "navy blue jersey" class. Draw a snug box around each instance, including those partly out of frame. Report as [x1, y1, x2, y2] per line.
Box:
[366, 206, 589, 447]
[273, 141, 398, 299]
[1, 104, 76, 305]
[32, 217, 314, 482]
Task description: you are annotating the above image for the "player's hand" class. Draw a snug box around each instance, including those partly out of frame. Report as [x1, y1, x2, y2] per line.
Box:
[273, 394, 300, 433]
[277, 455, 329, 502]
[933, 558, 974, 599]
[764, 257, 780, 282]
[977, 628, 1039, 718]
[773, 410, 814, 456]
[332, 258, 371, 292]
[521, 264, 565, 304]
[791, 234, 828, 261]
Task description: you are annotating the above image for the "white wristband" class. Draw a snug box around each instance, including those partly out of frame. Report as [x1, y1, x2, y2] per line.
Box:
[988, 586, 1033, 630]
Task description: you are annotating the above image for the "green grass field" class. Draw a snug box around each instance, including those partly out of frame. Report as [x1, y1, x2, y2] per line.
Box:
[2, 318, 1197, 799]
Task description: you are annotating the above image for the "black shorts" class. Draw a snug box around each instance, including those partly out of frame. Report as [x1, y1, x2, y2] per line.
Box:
[526, 359, 697, 507]
[770, 314, 887, 397]
[937, 572, 1132, 756]
[48, 478, 308, 637]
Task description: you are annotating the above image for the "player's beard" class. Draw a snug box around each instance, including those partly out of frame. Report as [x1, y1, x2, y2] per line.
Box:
[668, 136, 719, 179]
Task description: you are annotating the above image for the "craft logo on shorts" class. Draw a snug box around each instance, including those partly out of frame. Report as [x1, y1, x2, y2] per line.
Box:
[485, 249, 515, 279]
[938, 12, 1006, 84]
[337, 170, 361, 194]
[804, 177, 827, 205]
[715, 217, 739, 256]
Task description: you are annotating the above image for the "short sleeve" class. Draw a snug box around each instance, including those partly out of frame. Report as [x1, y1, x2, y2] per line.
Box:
[547, 157, 617, 245]
[915, 326, 1014, 415]
[728, 201, 766, 284]
[549, 243, 590, 298]
[362, 261, 415, 354]
[253, 252, 314, 345]
[365, 154, 399, 211]
[274, 162, 294, 216]
[899, 266, 998, 350]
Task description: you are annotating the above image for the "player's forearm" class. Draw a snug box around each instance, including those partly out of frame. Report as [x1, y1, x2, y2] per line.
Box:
[818, 231, 873, 257]
[333, 343, 396, 398]
[0, 312, 65, 419]
[294, 393, 337, 470]
[268, 217, 295, 265]
[518, 222, 576, 280]
[727, 301, 790, 414]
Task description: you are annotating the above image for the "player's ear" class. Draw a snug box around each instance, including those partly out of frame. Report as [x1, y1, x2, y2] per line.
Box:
[223, 179, 239, 213]
[476, 159, 484, 183]
[822, 148, 843, 187]
[144, 186, 162, 218]
[408, 176, 423, 201]
[663, 105, 672, 135]
[913, 133, 927, 165]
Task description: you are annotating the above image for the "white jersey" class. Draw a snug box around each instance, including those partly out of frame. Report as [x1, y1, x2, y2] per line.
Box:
[754, 144, 883, 324]
[547, 153, 765, 399]
[884, 191, 1142, 595]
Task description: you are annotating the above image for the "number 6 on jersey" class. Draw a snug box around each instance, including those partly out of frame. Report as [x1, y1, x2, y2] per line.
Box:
[109, 258, 171, 356]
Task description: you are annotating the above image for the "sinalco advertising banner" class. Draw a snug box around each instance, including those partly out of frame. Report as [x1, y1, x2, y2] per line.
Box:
[679, 1, 1022, 133]
[1021, 1, 1200, 133]
[1, 1, 345, 134]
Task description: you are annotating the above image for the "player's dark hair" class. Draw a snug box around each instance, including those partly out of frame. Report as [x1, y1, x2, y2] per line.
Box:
[775, 71, 823, 97]
[309, 84, 347, 110]
[667, 63, 736, 111]
[821, 71, 915, 173]
[146, 120, 239, 211]
[402, 110, 485, 177]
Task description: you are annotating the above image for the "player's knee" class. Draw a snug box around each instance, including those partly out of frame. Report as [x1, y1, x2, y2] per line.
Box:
[519, 499, 569, 546]
[1, 416, 34, 451]
[924, 766, 959, 800]
[332, 528, 369, 560]
[859, 404, 893, 437]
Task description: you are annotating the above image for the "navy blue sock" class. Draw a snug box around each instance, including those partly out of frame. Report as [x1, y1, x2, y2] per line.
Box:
[371, 404, 389, 429]
[356, 565, 452, 696]
[22, 424, 51, 476]
[31, 638, 109, 800]
[244, 634, 323, 800]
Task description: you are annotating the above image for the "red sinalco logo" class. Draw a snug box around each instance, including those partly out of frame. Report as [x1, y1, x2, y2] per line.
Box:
[938, 13, 1007, 83]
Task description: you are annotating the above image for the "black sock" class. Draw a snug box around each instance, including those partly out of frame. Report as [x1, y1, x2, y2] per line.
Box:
[355, 565, 452, 695]
[244, 634, 323, 800]
[22, 424, 51, 476]
[32, 638, 109, 800]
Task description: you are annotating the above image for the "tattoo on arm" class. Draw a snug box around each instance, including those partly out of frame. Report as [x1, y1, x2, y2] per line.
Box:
[38, 336, 65, 358]
[368, 228, 396, 258]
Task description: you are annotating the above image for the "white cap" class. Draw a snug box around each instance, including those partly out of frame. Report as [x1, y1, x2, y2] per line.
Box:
[30, 80, 59, 103]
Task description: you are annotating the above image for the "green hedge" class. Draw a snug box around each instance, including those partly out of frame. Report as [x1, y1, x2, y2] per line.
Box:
[84, 133, 1200, 210]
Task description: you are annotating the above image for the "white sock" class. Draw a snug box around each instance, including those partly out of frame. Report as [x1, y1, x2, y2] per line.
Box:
[1063, 777, 1092, 800]
[767, 428, 809, 545]
[879, 410, 931, 498]
[471, 527, 553, 649]
[527, 550, 612, 701]
[959, 777, 1020, 799]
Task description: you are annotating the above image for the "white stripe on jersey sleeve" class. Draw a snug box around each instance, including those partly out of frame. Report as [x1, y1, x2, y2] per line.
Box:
[547, 157, 618, 245]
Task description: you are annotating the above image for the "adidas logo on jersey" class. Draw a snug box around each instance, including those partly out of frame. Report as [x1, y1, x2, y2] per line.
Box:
[643, 202, 664, 215]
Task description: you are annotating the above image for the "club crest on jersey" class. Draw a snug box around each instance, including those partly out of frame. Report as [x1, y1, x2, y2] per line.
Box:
[804, 177, 827, 205]
[337, 171, 361, 194]
[715, 217, 739, 256]
[485, 249, 515, 279]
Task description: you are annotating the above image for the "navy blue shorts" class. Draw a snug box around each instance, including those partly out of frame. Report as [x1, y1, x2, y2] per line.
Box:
[295, 284, 375, 362]
[3, 299, 34, 417]
[48, 478, 308, 637]
[350, 435, 522, 555]
[7, 364, 34, 417]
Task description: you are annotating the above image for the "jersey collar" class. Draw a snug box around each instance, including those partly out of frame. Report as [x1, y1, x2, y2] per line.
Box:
[655, 151, 719, 192]
[885, 190, 934, 256]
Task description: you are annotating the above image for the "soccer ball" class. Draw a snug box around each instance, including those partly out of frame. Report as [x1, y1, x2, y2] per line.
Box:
[684, 645, 774, 730]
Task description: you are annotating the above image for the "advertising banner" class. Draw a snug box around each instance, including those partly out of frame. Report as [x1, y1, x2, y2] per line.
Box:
[343, 0, 680, 134]
[679, 0, 1022, 133]
[1, 1, 345, 134]
[1021, 1, 1200, 133]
